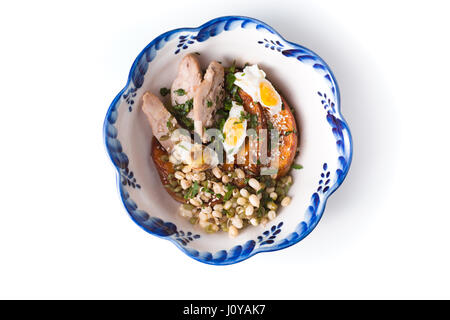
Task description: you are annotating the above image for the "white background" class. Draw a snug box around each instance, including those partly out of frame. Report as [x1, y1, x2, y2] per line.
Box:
[1, 0, 449, 299]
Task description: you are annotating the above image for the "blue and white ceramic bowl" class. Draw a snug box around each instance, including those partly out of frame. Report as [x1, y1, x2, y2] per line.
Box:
[103, 16, 353, 265]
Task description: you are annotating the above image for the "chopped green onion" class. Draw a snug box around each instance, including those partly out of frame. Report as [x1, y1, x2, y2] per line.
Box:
[160, 87, 170, 96]
[249, 114, 258, 129]
[225, 73, 236, 92]
[223, 98, 233, 111]
[166, 119, 174, 131]
[174, 88, 186, 96]
[159, 135, 170, 141]
[223, 184, 235, 201]
[184, 181, 200, 199]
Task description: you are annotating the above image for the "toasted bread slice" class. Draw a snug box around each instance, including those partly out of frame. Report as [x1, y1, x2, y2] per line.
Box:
[151, 137, 186, 203]
[235, 89, 267, 174]
[267, 96, 298, 177]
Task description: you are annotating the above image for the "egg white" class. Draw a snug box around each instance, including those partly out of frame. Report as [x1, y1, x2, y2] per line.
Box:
[234, 64, 282, 115]
[222, 102, 247, 161]
[171, 140, 193, 164]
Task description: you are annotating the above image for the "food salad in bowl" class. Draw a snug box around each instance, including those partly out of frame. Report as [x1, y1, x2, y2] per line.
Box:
[104, 16, 352, 265]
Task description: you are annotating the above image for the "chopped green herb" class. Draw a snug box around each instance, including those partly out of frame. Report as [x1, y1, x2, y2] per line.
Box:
[184, 181, 200, 199]
[223, 184, 235, 201]
[174, 88, 186, 96]
[223, 98, 233, 111]
[284, 184, 291, 194]
[159, 134, 170, 141]
[225, 73, 236, 92]
[173, 99, 193, 116]
[256, 206, 266, 218]
[180, 117, 194, 130]
[160, 87, 170, 96]
[240, 111, 250, 121]
[223, 191, 232, 201]
[166, 118, 174, 131]
[218, 118, 226, 132]
[226, 60, 236, 73]
[291, 164, 303, 170]
[201, 187, 214, 194]
[207, 100, 213, 108]
[216, 108, 228, 118]
[260, 176, 275, 188]
[284, 130, 297, 136]
[259, 191, 270, 212]
[267, 121, 274, 130]
[231, 86, 243, 104]
[249, 114, 259, 129]
[170, 98, 194, 130]
[224, 209, 234, 218]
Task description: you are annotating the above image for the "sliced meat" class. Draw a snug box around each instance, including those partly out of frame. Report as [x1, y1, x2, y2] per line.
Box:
[143, 91, 218, 172]
[171, 54, 203, 111]
[142, 92, 178, 153]
[193, 61, 224, 141]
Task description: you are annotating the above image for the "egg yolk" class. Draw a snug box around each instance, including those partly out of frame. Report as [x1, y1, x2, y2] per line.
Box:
[223, 118, 245, 146]
[259, 81, 278, 107]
